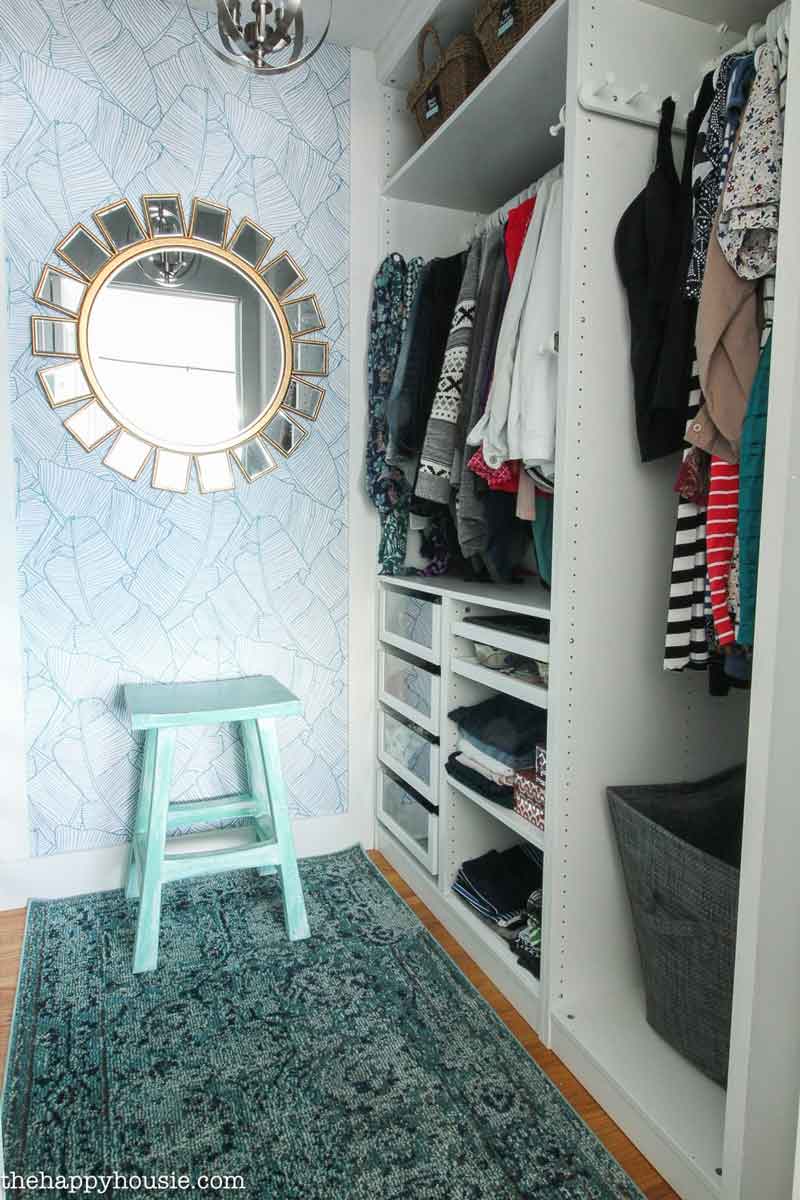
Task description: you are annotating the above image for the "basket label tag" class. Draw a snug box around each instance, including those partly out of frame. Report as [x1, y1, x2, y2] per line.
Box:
[424, 86, 441, 120]
[497, 0, 518, 37]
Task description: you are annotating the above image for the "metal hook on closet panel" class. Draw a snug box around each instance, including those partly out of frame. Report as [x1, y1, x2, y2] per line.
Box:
[549, 105, 566, 137]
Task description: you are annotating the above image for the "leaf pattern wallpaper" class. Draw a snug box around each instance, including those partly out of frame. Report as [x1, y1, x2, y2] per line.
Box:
[0, 0, 351, 855]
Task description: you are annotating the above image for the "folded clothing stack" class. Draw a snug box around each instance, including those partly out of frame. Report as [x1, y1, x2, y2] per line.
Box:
[445, 751, 515, 807]
[452, 844, 544, 933]
[450, 693, 547, 763]
[512, 889, 543, 979]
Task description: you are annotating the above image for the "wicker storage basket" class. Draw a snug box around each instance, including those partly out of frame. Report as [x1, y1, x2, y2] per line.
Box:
[474, 0, 557, 70]
[407, 25, 488, 142]
[608, 765, 746, 1087]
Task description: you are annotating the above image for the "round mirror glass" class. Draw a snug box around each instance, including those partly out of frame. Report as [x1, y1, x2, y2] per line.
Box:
[85, 245, 287, 453]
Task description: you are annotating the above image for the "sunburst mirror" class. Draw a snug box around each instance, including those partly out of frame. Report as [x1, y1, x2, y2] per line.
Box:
[31, 196, 329, 493]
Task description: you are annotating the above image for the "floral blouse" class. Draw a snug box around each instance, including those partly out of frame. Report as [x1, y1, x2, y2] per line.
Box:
[718, 44, 783, 280]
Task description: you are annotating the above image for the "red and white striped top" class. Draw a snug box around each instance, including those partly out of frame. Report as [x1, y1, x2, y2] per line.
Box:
[706, 457, 740, 647]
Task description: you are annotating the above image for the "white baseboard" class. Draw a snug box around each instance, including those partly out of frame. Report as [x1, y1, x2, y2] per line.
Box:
[0, 814, 366, 910]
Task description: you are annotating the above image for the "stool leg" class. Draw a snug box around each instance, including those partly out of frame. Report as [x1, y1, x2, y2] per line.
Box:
[241, 720, 276, 877]
[256, 717, 310, 941]
[133, 727, 176, 974]
[126, 730, 157, 901]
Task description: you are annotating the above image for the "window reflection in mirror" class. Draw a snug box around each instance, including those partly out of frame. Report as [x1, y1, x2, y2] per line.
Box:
[86, 248, 286, 452]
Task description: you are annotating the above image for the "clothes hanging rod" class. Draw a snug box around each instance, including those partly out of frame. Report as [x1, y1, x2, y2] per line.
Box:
[717, 0, 790, 60]
[473, 162, 564, 238]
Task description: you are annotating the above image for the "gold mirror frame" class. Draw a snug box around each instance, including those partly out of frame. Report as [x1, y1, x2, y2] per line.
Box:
[30, 195, 329, 494]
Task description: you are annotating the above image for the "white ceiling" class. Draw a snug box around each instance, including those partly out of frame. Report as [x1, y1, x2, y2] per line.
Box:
[187, 1, 397, 49]
[349, 0, 778, 48]
[190, 0, 778, 53]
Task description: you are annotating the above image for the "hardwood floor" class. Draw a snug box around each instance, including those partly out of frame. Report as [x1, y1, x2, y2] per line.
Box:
[0, 860, 679, 1199]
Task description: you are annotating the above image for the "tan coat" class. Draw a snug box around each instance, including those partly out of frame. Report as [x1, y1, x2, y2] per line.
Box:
[686, 219, 761, 463]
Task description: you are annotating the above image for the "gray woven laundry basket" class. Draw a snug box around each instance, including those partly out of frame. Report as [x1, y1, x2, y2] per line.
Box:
[608, 764, 746, 1088]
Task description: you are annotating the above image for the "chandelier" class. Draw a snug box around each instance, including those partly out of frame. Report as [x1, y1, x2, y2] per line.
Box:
[189, 1, 332, 74]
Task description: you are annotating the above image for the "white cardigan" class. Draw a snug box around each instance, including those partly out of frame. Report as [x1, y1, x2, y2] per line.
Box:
[509, 176, 563, 477]
[468, 168, 563, 474]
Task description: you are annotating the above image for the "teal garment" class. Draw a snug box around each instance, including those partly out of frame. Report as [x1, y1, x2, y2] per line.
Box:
[532, 494, 554, 587]
[737, 333, 772, 647]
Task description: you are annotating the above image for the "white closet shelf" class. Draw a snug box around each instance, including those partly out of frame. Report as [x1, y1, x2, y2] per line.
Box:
[378, 574, 551, 618]
[452, 655, 549, 707]
[453, 619, 550, 663]
[551, 994, 726, 1196]
[383, 0, 568, 211]
[448, 774, 545, 851]
[447, 891, 541, 997]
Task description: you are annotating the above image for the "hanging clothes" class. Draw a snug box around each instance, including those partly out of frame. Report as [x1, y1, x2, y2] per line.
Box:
[686, 54, 740, 298]
[688, 220, 761, 462]
[615, 99, 685, 462]
[416, 240, 482, 504]
[718, 45, 783, 281]
[662, 74, 715, 671]
[454, 230, 510, 565]
[366, 253, 417, 575]
[385, 259, 427, 467]
[532, 495, 554, 588]
[706, 457, 740, 646]
[505, 197, 536, 278]
[738, 333, 772, 647]
[467, 165, 562, 469]
[386, 252, 466, 466]
[506, 176, 564, 478]
[717, 53, 756, 205]
[664, 372, 711, 670]
[465, 194, 538, 495]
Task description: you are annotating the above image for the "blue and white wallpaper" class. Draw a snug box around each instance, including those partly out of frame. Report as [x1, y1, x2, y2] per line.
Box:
[0, 1, 351, 855]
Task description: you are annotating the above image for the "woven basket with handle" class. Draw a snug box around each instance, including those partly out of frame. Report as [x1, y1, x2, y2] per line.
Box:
[474, 0, 556, 70]
[407, 25, 488, 142]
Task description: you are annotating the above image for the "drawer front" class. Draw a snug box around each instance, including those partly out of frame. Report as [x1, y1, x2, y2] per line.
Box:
[378, 648, 440, 735]
[378, 708, 439, 803]
[377, 769, 438, 875]
[380, 588, 441, 665]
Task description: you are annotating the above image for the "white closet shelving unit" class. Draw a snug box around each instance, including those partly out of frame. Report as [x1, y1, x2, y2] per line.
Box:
[372, 2, 800, 1199]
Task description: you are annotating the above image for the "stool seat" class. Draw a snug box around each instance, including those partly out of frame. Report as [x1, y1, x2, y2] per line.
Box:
[126, 675, 302, 730]
[124, 675, 310, 974]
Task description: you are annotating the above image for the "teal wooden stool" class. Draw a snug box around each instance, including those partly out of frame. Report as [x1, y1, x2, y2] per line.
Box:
[124, 675, 310, 974]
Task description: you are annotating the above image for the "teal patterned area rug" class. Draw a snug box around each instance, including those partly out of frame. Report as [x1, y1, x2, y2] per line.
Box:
[3, 847, 643, 1198]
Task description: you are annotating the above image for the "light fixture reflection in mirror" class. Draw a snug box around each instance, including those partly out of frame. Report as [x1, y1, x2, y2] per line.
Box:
[140, 195, 195, 287]
[32, 195, 330, 493]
